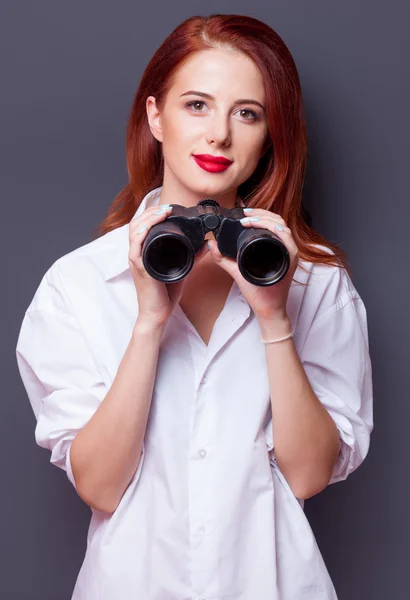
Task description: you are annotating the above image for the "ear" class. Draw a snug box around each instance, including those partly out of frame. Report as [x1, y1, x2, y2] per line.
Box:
[146, 96, 163, 143]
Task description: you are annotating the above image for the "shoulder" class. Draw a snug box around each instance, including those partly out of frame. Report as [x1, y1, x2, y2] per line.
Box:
[297, 243, 362, 324]
[26, 225, 127, 315]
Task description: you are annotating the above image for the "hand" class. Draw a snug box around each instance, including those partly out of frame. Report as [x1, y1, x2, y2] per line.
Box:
[128, 205, 209, 326]
[207, 208, 299, 323]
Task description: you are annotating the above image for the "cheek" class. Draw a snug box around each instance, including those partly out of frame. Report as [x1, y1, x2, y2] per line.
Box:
[160, 124, 182, 165]
[161, 120, 196, 167]
[238, 137, 265, 167]
[253, 133, 268, 160]
[164, 113, 201, 147]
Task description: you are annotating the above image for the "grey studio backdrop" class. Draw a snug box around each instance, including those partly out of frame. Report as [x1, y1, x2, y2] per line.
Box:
[1, 1, 408, 599]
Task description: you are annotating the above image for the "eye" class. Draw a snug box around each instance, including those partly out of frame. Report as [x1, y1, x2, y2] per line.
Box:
[185, 100, 259, 121]
[186, 100, 207, 112]
[237, 108, 258, 121]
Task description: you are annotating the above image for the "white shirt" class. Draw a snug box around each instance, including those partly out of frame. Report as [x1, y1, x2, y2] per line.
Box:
[16, 186, 373, 600]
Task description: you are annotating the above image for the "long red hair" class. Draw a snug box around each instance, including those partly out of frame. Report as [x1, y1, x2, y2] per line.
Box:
[93, 14, 351, 277]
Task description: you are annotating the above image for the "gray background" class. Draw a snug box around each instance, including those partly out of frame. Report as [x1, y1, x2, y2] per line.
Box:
[2, 1, 408, 598]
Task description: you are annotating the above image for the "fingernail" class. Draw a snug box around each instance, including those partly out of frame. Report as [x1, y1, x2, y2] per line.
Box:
[159, 204, 172, 208]
[207, 241, 211, 250]
[241, 216, 260, 223]
[138, 225, 147, 233]
[156, 208, 168, 215]
[276, 224, 284, 231]
[243, 208, 253, 213]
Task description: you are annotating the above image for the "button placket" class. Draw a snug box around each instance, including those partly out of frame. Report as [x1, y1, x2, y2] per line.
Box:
[189, 437, 214, 593]
[189, 359, 219, 597]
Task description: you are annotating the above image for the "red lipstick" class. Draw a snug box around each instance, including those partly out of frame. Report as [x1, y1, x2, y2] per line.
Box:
[192, 154, 233, 173]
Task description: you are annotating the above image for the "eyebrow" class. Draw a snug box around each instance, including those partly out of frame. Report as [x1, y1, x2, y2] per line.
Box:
[180, 90, 265, 111]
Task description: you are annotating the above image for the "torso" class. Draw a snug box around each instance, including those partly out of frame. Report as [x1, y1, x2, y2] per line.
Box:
[178, 252, 234, 346]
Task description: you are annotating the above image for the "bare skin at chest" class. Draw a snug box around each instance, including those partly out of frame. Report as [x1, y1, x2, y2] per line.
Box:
[178, 252, 234, 346]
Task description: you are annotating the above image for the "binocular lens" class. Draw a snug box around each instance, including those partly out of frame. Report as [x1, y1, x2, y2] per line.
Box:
[141, 203, 290, 286]
[239, 238, 289, 286]
[143, 234, 194, 282]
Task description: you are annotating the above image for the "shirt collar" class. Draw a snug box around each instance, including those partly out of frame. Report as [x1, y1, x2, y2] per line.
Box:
[102, 186, 244, 282]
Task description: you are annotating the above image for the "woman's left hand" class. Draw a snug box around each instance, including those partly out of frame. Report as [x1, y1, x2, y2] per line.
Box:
[208, 208, 299, 323]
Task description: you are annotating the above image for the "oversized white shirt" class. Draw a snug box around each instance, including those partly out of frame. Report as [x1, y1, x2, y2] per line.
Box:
[16, 185, 373, 600]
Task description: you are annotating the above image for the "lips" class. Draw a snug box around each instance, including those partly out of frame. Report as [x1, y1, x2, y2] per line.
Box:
[192, 154, 233, 173]
[192, 154, 233, 165]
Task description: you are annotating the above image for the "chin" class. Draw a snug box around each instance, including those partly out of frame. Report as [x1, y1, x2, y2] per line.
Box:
[193, 175, 235, 194]
[179, 179, 222, 197]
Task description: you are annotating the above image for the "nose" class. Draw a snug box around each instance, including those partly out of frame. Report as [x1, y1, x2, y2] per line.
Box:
[205, 112, 231, 147]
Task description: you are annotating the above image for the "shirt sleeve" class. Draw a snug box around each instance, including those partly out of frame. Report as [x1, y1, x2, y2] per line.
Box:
[299, 289, 374, 485]
[15, 268, 108, 492]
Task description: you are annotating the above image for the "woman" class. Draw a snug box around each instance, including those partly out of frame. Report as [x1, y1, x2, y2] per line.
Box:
[16, 13, 373, 600]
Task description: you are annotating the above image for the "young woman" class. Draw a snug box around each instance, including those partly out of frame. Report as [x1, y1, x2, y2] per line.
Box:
[16, 13, 373, 600]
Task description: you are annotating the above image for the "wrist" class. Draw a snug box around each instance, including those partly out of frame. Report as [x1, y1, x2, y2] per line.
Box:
[133, 316, 166, 338]
[257, 312, 292, 340]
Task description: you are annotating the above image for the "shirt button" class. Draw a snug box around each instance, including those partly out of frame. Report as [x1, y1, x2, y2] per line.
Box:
[200, 376, 207, 385]
[198, 449, 207, 459]
[198, 525, 205, 535]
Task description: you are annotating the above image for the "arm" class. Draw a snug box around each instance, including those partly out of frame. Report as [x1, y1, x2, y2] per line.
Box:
[259, 315, 340, 500]
[208, 209, 372, 500]
[16, 207, 204, 516]
[208, 211, 372, 501]
[70, 317, 164, 513]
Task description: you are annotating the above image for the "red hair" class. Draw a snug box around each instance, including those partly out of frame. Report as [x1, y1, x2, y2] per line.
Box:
[93, 14, 351, 277]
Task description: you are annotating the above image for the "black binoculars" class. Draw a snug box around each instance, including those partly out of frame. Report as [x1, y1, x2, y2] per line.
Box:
[141, 199, 290, 286]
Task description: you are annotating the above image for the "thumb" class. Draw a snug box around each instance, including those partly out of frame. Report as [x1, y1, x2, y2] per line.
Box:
[167, 278, 184, 305]
[193, 240, 211, 266]
[208, 239, 238, 279]
[167, 241, 210, 304]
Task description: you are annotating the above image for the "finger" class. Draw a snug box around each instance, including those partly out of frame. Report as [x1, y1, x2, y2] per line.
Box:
[242, 208, 286, 225]
[240, 216, 292, 234]
[129, 205, 173, 234]
[129, 207, 173, 261]
[166, 278, 185, 304]
[193, 240, 210, 265]
[208, 239, 240, 279]
[132, 202, 174, 218]
[239, 217, 298, 256]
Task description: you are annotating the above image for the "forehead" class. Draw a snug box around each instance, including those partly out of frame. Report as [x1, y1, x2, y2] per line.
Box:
[169, 48, 265, 99]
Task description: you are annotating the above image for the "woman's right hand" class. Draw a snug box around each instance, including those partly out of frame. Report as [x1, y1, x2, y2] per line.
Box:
[128, 204, 209, 326]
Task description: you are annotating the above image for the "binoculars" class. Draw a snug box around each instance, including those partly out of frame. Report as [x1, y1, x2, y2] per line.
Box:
[141, 199, 290, 286]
